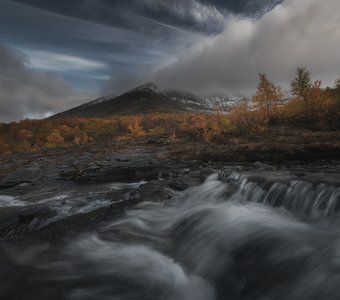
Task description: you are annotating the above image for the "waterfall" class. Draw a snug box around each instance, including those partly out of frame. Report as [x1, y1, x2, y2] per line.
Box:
[220, 169, 340, 218]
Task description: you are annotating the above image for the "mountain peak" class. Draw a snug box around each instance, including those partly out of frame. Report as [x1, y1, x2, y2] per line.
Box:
[128, 82, 159, 94]
[49, 82, 241, 119]
[139, 82, 158, 89]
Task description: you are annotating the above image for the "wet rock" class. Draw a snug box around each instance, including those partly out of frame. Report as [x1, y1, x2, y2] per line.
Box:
[59, 169, 78, 179]
[168, 180, 188, 191]
[158, 171, 172, 180]
[66, 158, 175, 184]
[183, 168, 190, 174]
[199, 168, 216, 181]
[109, 197, 142, 212]
[18, 214, 36, 224]
[136, 182, 175, 203]
[86, 163, 101, 171]
[253, 161, 275, 170]
[115, 157, 130, 162]
[0, 169, 38, 189]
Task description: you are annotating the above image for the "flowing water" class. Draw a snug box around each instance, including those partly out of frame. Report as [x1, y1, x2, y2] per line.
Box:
[1, 167, 340, 300]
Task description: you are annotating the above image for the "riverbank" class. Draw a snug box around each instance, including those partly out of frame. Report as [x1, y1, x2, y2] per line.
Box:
[1, 145, 340, 299]
[1, 134, 339, 243]
[1, 128, 340, 189]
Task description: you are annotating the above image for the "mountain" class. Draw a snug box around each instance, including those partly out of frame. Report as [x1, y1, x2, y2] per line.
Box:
[51, 83, 241, 119]
[51, 83, 185, 119]
[165, 90, 209, 111]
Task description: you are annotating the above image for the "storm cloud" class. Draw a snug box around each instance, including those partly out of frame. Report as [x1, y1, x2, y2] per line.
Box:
[0, 45, 86, 122]
[1, 0, 338, 120]
[152, 0, 340, 95]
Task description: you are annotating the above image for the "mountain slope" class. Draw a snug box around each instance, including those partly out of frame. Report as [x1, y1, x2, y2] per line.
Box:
[51, 83, 189, 119]
[51, 83, 242, 119]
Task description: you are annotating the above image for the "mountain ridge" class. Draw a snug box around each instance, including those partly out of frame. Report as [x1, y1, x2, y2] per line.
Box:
[50, 83, 241, 119]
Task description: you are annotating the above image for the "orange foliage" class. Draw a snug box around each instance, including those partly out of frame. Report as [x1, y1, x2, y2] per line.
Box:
[228, 101, 267, 134]
[0, 113, 236, 154]
[253, 73, 284, 123]
[1, 69, 339, 155]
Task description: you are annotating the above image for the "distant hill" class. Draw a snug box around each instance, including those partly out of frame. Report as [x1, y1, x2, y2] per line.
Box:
[50, 83, 241, 119]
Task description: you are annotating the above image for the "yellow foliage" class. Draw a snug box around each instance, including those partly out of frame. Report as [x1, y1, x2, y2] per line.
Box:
[148, 126, 165, 135]
[46, 130, 64, 148]
[128, 120, 145, 137]
[281, 98, 304, 119]
[253, 73, 284, 123]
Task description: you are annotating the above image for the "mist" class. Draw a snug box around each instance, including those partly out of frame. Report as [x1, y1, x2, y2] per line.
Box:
[146, 0, 340, 95]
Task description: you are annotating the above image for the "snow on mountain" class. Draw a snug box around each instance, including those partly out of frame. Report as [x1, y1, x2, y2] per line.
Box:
[84, 94, 120, 107]
[200, 95, 243, 111]
[167, 90, 243, 112]
[50, 83, 244, 119]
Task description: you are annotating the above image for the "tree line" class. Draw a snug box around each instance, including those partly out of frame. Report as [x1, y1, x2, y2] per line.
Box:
[239, 67, 340, 129]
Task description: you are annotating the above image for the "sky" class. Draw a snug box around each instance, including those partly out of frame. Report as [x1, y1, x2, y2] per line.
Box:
[0, 0, 339, 122]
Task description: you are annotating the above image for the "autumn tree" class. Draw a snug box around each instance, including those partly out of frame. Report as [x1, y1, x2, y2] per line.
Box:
[308, 80, 336, 127]
[253, 73, 284, 123]
[333, 77, 340, 108]
[290, 67, 340, 127]
[46, 129, 64, 148]
[290, 67, 314, 121]
[16, 129, 34, 152]
[128, 119, 145, 137]
[328, 77, 340, 103]
[17, 129, 33, 140]
[324, 77, 340, 128]
[228, 100, 265, 134]
[333, 77, 340, 127]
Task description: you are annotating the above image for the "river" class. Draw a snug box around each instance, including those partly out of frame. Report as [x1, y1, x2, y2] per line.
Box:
[1, 166, 340, 299]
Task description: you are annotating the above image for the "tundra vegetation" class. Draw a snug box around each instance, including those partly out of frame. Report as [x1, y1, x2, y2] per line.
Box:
[0, 67, 339, 155]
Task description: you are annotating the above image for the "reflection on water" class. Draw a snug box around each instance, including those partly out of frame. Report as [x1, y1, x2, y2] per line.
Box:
[2, 170, 340, 299]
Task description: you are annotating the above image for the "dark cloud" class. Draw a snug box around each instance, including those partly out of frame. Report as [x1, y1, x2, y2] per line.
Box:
[130, 0, 225, 34]
[0, 0, 305, 121]
[0, 44, 86, 122]
[148, 0, 340, 96]
[9, 0, 281, 35]
[0, 0, 199, 91]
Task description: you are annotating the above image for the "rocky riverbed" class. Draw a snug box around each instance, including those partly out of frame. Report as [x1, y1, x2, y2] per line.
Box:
[1, 140, 340, 243]
[1, 141, 340, 299]
[0, 141, 220, 243]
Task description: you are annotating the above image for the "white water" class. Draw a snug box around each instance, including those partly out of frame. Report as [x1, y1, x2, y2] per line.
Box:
[2, 172, 340, 299]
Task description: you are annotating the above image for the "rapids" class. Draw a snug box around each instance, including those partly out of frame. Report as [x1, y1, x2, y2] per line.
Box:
[1, 168, 340, 300]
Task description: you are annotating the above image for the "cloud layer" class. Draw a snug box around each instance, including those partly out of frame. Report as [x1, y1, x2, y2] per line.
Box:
[1, 0, 338, 121]
[151, 0, 340, 95]
[0, 45, 86, 122]
[135, 0, 225, 33]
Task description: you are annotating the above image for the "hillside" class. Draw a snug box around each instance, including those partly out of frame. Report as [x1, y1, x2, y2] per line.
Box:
[51, 83, 188, 119]
[50, 83, 240, 119]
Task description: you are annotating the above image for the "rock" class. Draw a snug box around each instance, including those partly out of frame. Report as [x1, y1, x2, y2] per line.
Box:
[86, 163, 101, 171]
[115, 157, 130, 162]
[168, 180, 188, 191]
[253, 161, 275, 170]
[183, 168, 190, 174]
[0, 169, 38, 189]
[199, 168, 216, 182]
[146, 138, 161, 144]
[18, 214, 36, 224]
